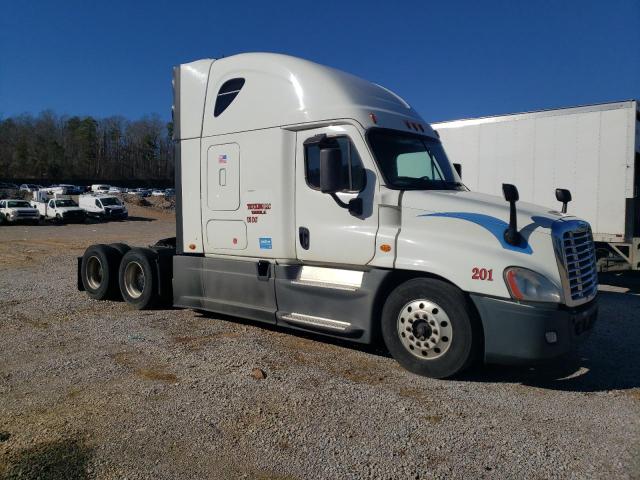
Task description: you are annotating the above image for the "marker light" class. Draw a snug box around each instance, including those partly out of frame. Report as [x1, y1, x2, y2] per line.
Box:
[504, 267, 561, 303]
[369, 113, 378, 124]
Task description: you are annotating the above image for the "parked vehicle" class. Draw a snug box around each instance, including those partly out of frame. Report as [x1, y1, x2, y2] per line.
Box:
[91, 184, 111, 193]
[432, 100, 640, 270]
[19, 184, 43, 192]
[109, 186, 126, 194]
[45, 185, 68, 195]
[31, 193, 86, 223]
[0, 199, 39, 224]
[0, 182, 19, 190]
[79, 194, 128, 220]
[151, 189, 165, 196]
[127, 188, 150, 197]
[164, 188, 175, 197]
[77, 53, 598, 379]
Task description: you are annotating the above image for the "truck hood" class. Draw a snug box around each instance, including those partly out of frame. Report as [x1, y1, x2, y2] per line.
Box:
[402, 190, 569, 236]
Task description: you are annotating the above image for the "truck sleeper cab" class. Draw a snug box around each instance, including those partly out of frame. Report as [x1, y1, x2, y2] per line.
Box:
[78, 53, 598, 378]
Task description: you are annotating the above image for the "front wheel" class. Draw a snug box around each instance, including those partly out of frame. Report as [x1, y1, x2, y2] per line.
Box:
[381, 278, 482, 379]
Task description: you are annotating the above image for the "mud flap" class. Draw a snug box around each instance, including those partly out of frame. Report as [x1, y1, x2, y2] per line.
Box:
[77, 256, 85, 291]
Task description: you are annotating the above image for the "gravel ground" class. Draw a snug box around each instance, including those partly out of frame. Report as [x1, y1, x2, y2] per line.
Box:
[0, 207, 639, 479]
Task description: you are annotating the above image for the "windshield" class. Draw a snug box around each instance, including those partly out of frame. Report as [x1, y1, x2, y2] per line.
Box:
[8, 201, 31, 208]
[367, 129, 465, 190]
[100, 197, 121, 206]
[55, 200, 77, 207]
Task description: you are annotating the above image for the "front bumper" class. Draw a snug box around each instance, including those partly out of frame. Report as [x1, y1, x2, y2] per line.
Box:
[62, 211, 86, 222]
[7, 214, 39, 223]
[470, 294, 598, 365]
[106, 210, 128, 219]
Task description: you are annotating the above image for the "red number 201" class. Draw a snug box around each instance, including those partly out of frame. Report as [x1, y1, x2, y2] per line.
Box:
[472, 267, 493, 281]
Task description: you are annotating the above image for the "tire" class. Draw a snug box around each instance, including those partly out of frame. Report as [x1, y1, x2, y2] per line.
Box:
[81, 244, 121, 300]
[109, 243, 131, 256]
[381, 278, 481, 379]
[118, 248, 159, 309]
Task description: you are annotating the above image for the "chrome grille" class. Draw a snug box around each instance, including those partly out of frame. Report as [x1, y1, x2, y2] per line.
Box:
[560, 227, 598, 304]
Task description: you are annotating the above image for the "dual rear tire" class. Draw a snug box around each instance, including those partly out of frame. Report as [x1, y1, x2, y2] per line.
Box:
[80, 244, 162, 309]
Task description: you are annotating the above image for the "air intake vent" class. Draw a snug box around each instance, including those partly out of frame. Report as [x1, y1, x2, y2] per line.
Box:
[560, 226, 598, 304]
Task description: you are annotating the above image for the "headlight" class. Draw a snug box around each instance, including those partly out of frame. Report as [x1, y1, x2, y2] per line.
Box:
[504, 267, 561, 303]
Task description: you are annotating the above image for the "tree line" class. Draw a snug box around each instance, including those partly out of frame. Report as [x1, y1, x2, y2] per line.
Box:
[0, 111, 174, 184]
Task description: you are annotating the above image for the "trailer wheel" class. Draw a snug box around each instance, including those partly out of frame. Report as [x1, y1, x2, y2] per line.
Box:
[81, 244, 121, 300]
[119, 248, 159, 310]
[381, 278, 481, 379]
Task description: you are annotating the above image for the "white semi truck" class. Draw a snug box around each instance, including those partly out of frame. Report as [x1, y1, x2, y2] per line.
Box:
[78, 53, 598, 378]
[432, 100, 640, 271]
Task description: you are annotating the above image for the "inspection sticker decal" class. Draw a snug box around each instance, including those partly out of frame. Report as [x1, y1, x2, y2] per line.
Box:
[259, 237, 273, 249]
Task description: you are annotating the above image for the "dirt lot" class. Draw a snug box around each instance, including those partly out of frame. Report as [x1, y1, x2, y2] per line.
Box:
[0, 206, 639, 479]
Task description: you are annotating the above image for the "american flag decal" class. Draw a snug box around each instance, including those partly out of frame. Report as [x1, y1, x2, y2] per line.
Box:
[218, 154, 228, 164]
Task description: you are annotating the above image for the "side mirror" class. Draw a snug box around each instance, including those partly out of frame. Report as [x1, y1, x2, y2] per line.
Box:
[503, 183, 519, 203]
[502, 183, 521, 246]
[555, 188, 572, 213]
[319, 147, 344, 193]
[453, 163, 462, 179]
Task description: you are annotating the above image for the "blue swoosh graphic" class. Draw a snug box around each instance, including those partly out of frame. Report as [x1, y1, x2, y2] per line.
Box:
[419, 212, 533, 255]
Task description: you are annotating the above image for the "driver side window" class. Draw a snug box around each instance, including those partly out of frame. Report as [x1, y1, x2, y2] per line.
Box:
[95, 199, 101, 208]
[304, 136, 366, 192]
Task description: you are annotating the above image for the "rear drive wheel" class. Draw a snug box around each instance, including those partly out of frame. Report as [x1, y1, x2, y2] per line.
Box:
[81, 244, 121, 300]
[119, 248, 159, 309]
[381, 278, 481, 379]
[109, 243, 131, 256]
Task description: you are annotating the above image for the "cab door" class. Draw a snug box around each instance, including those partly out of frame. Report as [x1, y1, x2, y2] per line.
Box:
[295, 125, 378, 265]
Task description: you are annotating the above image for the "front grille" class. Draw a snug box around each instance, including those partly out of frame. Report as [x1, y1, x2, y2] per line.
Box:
[561, 227, 598, 303]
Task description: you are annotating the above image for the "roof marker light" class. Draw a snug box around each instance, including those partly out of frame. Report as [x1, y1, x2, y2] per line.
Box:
[369, 113, 378, 124]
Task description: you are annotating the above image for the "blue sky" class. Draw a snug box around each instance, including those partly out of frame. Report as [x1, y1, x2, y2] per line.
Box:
[1, 0, 638, 123]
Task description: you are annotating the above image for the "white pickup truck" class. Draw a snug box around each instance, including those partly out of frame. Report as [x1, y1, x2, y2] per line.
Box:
[31, 194, 87, 223]
[0, 199, 40, 224]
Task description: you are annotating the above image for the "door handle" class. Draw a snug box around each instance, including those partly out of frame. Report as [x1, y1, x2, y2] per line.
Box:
[299, 227, 310, 250]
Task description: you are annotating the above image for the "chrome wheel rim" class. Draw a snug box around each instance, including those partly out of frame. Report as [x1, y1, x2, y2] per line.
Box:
[86, 256, 103, 290]
[397, 299, 453, 360]
[124, 261, 145, 299]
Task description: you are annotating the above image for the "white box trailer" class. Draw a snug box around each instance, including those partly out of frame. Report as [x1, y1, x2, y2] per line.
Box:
[77, 53, 600, 378]
[433, 100, 640, 270]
